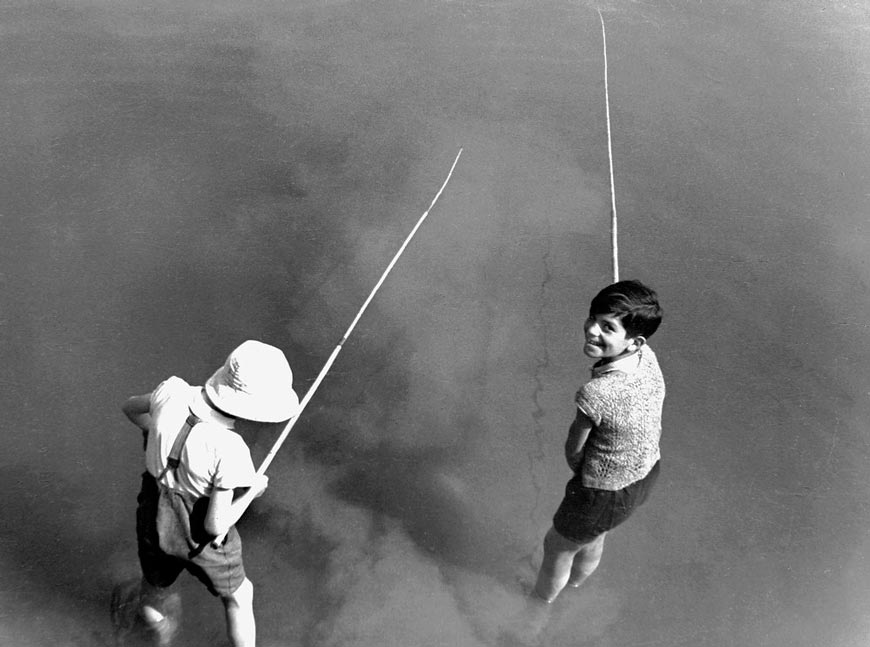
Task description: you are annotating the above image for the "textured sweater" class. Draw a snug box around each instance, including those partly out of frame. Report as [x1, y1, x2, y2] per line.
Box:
[575, 346, 665, 490]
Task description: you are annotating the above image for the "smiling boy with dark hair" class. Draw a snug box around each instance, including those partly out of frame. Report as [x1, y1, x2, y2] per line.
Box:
[533, 280, 665, 602]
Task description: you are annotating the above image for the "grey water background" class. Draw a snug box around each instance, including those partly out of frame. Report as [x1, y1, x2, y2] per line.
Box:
[1, 0, 868, 645]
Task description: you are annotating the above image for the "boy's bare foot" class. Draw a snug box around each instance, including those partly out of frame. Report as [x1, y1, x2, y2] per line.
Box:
[147, 614, 179, 647]
[144, 592, 180, 647]
[111, 579, 181, 647]
[530, 583, 556, 604]
[515, 575, 555, 604]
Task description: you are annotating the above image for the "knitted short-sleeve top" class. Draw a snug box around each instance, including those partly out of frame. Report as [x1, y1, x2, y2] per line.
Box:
[575, 346, 665, 491]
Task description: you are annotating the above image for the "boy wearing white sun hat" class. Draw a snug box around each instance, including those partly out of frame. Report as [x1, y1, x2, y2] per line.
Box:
[113, 340, 299, 647]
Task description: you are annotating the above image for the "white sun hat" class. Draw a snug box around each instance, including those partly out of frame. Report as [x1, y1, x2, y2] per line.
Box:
[204, 340, 300, 423]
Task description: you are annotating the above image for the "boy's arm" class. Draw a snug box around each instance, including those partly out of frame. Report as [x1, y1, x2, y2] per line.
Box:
[205, 474, 269, 546]
[122, 393, 153, 430]
[565, 409, 594, 472]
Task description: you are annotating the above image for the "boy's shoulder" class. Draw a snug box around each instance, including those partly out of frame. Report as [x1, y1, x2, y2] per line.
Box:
[640, 345, 664, 382]
[152, 375, 194, 402]
[579, 347, 663, 395]
[188, 421, 248, 452]
[640, 345, 663, 374]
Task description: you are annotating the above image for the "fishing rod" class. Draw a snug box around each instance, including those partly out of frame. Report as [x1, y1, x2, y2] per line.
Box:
[598, 9, 619, 283]
[258, 148, 464, 475]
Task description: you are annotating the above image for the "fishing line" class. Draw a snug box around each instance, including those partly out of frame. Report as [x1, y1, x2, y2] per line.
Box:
[597, 8, 619, 283]
[258, 148, 464, 475]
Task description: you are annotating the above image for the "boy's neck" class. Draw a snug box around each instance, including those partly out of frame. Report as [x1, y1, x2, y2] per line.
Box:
[194, 389, 237, 428]
[594, 347, 640, 369]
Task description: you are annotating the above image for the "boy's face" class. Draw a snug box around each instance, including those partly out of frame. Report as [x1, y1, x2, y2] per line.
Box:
[583, 312, 641, 360]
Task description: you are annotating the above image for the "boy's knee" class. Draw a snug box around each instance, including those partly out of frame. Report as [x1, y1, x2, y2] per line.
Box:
[586, 532, 606, 557]
[543, 526, 581, 553]
[139, 578, 171, 609]
[223, 577, 254, 608]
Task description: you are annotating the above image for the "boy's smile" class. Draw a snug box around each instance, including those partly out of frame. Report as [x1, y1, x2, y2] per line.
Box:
[583, 313, 641, 361]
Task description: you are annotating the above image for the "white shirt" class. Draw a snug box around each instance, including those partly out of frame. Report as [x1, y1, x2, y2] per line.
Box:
[146, 377, 256, 498]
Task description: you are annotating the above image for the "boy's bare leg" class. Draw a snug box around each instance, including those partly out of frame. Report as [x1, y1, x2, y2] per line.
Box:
[533, 526, 583, 603]
[138, 578, 164, 624]
[567, 532, 606, 587]
[138, 578, 180, 647]
[223, 577, 256, 647]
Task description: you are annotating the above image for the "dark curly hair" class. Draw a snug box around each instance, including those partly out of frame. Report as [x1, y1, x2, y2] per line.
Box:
[589, 279, 663, 339]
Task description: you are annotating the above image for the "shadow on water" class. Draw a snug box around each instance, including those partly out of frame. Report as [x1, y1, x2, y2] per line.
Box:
[327, 440, 522, 587]
[0, 464, 123, 646]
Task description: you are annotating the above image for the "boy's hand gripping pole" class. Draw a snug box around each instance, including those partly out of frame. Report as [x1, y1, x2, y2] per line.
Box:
[257, 148, 464, 476]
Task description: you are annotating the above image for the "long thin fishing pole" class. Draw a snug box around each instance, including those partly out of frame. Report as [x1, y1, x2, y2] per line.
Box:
[258, 148, 464, 475]
[598, 9, 619, 283]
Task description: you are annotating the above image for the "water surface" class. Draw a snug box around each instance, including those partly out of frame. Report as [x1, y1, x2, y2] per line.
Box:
[1, 1, 868, 645]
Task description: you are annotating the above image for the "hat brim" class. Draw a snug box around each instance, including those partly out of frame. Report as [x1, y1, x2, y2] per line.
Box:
[205, 381, 300, 423]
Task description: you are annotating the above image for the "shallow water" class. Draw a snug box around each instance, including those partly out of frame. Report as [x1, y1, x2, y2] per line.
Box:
[1, 1, 869, 646]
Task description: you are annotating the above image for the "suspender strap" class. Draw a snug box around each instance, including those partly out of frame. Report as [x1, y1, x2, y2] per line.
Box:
[156, 410, 201, 482]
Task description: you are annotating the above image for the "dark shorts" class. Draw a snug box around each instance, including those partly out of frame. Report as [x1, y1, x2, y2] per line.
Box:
[552, 461, 660, 544]
[136, 472, 246, 597]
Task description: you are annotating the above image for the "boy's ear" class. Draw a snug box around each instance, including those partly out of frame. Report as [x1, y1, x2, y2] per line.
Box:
[631, 335, 647, 350]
